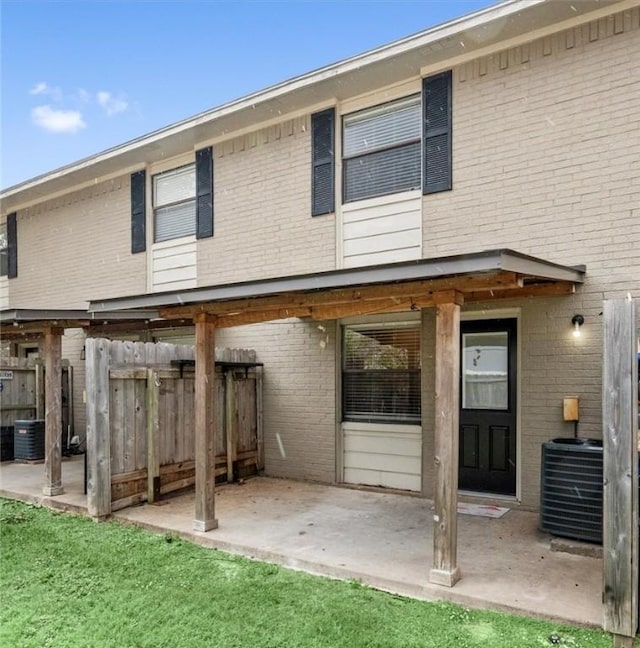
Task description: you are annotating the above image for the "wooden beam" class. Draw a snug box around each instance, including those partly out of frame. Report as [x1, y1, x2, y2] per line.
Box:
[0, 331, 46, 342]
[213, 295, 440, 328]
[311, 296, 432, 320]
[86, 338, 112, 519]
[429, 290, 463, 587]
[466, 281, 575, 302]
[193, 313, 218, 532]
[603, 299, 638, 640]
[0, 320, 89, 334]
[85, 318, 193, 336]
[43, 328, 64, 496]
[216, 307, 311, 328]
[158, 272, 522, 320]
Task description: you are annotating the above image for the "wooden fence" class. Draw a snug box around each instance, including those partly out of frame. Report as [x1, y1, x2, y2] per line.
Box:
[0, 356, 72, 438]
[85, 338, 263, 515]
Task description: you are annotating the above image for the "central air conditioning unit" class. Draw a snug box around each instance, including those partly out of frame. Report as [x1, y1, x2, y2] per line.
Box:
[540, 438, 603, 544]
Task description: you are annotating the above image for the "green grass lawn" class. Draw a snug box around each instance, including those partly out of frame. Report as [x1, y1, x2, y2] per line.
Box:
[0, 498, 614, 648]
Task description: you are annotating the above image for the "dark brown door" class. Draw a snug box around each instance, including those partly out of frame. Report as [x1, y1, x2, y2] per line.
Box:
[459, 318, 517, 495]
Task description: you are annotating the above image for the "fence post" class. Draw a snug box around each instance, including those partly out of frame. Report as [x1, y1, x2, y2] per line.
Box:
[603, 299, 638, 646]
[256, 367, 264, 471]
[146, 368, 160, 504]
[225, 370, 236, 482]
[86, 338, 111, 519]
[35, 360, 45, 420]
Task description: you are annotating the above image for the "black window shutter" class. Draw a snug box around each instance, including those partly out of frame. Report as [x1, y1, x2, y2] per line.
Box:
[130, 170, 146, 253]
[196, 146, 214, 239]
[7, 212, 17, 279]
[311, 108, 335, 216]
[423, 70, 452, 194]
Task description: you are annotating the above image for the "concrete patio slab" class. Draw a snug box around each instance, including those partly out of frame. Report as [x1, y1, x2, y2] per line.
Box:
[0, 455, 87, 513]
[0, 461, 602, 629]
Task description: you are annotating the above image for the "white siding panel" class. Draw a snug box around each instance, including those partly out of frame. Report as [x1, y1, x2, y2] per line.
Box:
[344, 213, 418, 239]
[344, 247, 421, 268]
[343, 192, 421, 223]
[343, 422, 421, 492]
[152, 250, 197, 269]
[0, 277, 8, 310]
[341, 190, 421, 268]
[344, 467, 421, 492]
[343, 229, 420, 257]
[151, 239, 197, 292]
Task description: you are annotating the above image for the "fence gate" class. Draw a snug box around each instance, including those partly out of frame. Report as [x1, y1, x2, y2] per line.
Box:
[0, 358, 73, 458]
[86, 339, 263, 513]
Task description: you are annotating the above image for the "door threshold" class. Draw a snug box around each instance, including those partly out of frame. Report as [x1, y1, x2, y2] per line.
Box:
[458, 489, 518, 503]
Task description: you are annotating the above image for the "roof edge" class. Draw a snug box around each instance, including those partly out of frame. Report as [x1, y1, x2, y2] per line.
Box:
[1, 0, 533, 199]
[89, 249, 585, 313]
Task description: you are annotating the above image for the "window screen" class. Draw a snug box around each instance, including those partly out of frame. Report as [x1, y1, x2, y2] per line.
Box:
[153, 164, 196, 242]
[343, 325, 421, 424]
[343, 95, 421, 203]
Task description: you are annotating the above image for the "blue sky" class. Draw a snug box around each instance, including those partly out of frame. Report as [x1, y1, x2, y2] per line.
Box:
[1, 0, 495, 190]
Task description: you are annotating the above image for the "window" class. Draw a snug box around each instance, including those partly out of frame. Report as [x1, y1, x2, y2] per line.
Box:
[153, 164, 196, 242]
[343, 95, 422, 203]
[340, 71, 452, 203]
[343, 324, 421, 424]
[0, 223, 7, 276]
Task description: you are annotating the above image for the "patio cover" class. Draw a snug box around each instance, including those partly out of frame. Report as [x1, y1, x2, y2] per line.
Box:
[84, 248, 586, 587]
[88, 248, 585, 325]
[0, 308, 159, 500]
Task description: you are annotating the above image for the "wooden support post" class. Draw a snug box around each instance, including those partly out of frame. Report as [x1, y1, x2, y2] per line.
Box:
[86, 338, 112, 518]
[225, 370, 236, 482]
[429, 290, 464, 587]
[193, 313, 218, 532]
[43, 328, 64, 496]
[146, 368, 160, 504]
[603, 299, 638, 643]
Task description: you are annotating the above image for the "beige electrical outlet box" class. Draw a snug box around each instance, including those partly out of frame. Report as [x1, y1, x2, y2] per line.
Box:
[563, 397, 579, 421]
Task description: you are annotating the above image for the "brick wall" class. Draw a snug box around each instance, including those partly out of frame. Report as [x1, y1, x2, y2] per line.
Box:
[419, 17, 640, 506]
[217, 319, 337, 483]
[197, 117, 336, 285]
[61, 329, 87, 438]
[9, 175, 146, 309]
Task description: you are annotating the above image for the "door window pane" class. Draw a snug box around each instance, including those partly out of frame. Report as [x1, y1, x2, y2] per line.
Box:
[462, 332, 508, 410]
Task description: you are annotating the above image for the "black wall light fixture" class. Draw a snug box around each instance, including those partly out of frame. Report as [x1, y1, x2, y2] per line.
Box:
[571, 314, 584, 338]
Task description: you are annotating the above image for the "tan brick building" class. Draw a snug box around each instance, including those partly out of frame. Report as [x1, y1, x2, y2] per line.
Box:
[1, 0, 639, 514]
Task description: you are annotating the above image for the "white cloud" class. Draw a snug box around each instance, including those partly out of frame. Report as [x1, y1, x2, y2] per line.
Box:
[31, 105, 86, 133]
[97, 91, 128, 116]
[29, 81, 48, 95]
[77, 88, 91, 103]
[29, 82, 62, 101]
